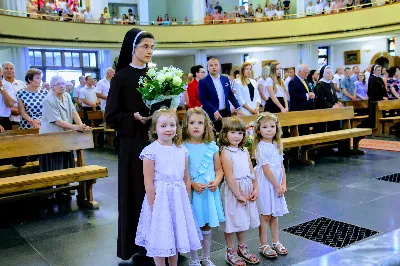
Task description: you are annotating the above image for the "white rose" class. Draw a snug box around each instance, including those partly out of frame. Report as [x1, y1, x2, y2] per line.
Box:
[172, 76, 182, 86]
[175, 69, 184, 77]
[163, 67, 169, 71]
[165, 72, 173, 81]
[156, 73, 166, 83]
[147, 68, 156, 78]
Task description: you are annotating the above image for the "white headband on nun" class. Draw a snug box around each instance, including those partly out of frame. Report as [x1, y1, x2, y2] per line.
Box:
[132, 31, 146, 55]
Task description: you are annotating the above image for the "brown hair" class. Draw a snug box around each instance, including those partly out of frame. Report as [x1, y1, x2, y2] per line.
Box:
[148, 108, 182, 146]
[253, 112, 283, 156]
[182, 107, 215, 143]
[269, 62, 286, 94]
[218, 117, 248, 150]
[25, 68, 42, 84]
[240, 62, 253, 86]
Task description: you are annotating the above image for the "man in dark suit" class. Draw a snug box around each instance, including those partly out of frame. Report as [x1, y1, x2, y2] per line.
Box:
[288, 64, 315, 136]
[289, 64, 315, 112]
[199, 58, 244, 132]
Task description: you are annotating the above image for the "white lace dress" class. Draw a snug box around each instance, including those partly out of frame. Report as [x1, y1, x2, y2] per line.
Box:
[135, 141, 202, 257]
[255, 141, 289, 217]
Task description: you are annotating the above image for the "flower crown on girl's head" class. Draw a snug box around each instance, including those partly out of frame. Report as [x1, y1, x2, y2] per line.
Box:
[256, 112, 279, 123]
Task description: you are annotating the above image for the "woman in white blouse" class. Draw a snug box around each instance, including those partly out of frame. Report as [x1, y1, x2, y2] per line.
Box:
[257, 66, 271, 110]
[233, 62, 261, 116]
[264, 62, 288, 113]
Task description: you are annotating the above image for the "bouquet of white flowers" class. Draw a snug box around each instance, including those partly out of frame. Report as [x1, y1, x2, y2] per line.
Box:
[137, 66, 186, 114]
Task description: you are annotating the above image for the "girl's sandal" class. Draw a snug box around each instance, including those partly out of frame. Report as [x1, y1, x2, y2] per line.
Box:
[272, 242, 289, 255]
[225, 248, 246, 266]
[259, 244, 278, 259]
[237, 244, 260, 264]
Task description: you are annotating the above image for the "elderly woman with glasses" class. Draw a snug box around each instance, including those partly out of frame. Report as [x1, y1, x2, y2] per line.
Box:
[39, 75, 90, 173]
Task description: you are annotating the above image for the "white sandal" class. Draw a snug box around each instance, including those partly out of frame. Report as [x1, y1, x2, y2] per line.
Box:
[189, 260, 202, 266]
[259, 244, 278, 259]
[272, 241, 288, 255]
[200, 256, 216, 266]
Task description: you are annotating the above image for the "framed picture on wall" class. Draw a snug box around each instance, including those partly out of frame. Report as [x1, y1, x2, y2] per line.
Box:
[261, 60, 278, 67]
[344, 50, 360, 65]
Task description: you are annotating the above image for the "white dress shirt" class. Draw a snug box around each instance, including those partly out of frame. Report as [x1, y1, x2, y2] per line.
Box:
[8, 79, 25, 122]
[324, 6, 332, 14]
[257, 78, 269, 106]
[79, 86, 97, 107]
[306, 6, 315, 14]
[73, 84, 85, 98]
[0, 79, 16, 117]
[234, 78, 261, 116]
[211, 75, 226, 111]
[95, 78, 110, 111]
[333, 73, 344, 98]
[284, 77, 293, 91]
[314, 3, 323, 14]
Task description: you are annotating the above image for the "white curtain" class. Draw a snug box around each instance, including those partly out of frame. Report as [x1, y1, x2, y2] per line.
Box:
[98, 50, 112, 80]
[0, 0, 27, 16]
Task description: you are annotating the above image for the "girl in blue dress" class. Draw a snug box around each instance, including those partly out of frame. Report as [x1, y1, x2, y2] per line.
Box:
[183, 107, 225, 266]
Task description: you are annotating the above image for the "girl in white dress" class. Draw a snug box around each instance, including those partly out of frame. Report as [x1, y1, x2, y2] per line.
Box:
[135, 108, 202, 266]
[234, 62, 261, 116]
[219, 117, 260, 266]
[253, 112, 289, 259]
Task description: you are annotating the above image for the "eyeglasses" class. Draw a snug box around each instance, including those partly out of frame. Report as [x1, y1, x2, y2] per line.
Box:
[55, 82, 66, 87]
[137, 45, 155, 51]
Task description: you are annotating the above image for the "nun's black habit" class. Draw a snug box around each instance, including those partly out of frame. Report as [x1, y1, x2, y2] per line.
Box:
[105, 28, 151, 260]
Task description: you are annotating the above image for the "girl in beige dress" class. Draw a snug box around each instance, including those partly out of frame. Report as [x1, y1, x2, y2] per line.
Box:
[219, 117, 260, 266]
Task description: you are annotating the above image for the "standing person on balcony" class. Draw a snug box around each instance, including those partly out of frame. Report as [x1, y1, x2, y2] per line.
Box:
[2, 62, 26, 129]
[105, 28, 154, 264]
[198, 58, 245, 133]
[187, 65, 206, 109]
[306, 1, 315, 15]
[207, 3, 215, 15]
[103, 7, 110, 24]
[204, 12, 212, 24]
[212, 9, 222, 24]
[83, 6, 93, 23]
[26, 0, 38, 18]
[264, 62, 289, 113]
[215, 1, 223, 13]
[283, 0, 291, 17]
[57, 0, 67, 17]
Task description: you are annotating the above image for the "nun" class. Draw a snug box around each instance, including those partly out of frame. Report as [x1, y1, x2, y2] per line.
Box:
[367, 64, 388, 128]
[105, 28, 154, 262]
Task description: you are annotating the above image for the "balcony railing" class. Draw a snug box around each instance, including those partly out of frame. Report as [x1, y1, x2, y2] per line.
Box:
[0, 0, 393, 26]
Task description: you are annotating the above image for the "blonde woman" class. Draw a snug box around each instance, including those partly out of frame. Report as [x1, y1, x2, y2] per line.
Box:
[233, 62, 261, 115]
[264, 62, 288, 113]
[257, 67, 271, 109]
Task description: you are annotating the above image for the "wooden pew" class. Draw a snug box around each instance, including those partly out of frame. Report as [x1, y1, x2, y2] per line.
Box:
[86, 111, 105, 147]
[343, 100, 369, 128]
[375, 99, 400, 135]
[0, 130, 108, 209]
[237, 107, 372, 165]
[0, 128, 40, 178]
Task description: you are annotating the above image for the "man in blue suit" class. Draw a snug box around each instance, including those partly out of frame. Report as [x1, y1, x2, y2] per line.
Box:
[199, 58, 244, 132]
[288, 64, 315, 112]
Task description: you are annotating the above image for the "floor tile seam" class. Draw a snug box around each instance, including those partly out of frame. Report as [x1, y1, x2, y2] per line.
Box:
[22, 235, 52, 266]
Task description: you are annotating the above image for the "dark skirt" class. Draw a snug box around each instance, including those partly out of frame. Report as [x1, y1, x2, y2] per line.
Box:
[264, 97, 285, 113]
[117, 136, 148, 260]
[39, 152, 75, 172]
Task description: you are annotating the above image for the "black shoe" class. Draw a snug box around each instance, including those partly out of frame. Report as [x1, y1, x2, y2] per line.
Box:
[132, 255, 155, 265]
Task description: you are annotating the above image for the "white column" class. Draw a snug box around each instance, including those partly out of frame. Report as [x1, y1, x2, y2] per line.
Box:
[98, 50, 112, 79]
[195, 49, 207, 68]
[297, 43, 318, 67]
[138, 0, 149, 25]
[192, 0, 206, 25]
[297, 0, 306, 17]
[0, 0, 26, 16]
[91, 0, 108, 23]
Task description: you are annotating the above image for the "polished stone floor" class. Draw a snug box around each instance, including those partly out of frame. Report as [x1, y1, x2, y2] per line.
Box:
[1, 147, 400, 266]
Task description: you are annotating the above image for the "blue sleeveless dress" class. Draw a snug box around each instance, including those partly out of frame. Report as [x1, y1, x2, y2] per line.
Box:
[184, 142, 225, 228]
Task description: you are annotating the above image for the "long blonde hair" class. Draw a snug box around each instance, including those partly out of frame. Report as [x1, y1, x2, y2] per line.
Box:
[148, 108, 183, 146]
[240, 62, 253, 86]
[182, 107, 215, 143]
[253, 112, 283, 156]
[269, 62, 286, 93]
[218, 117, 248, 150]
